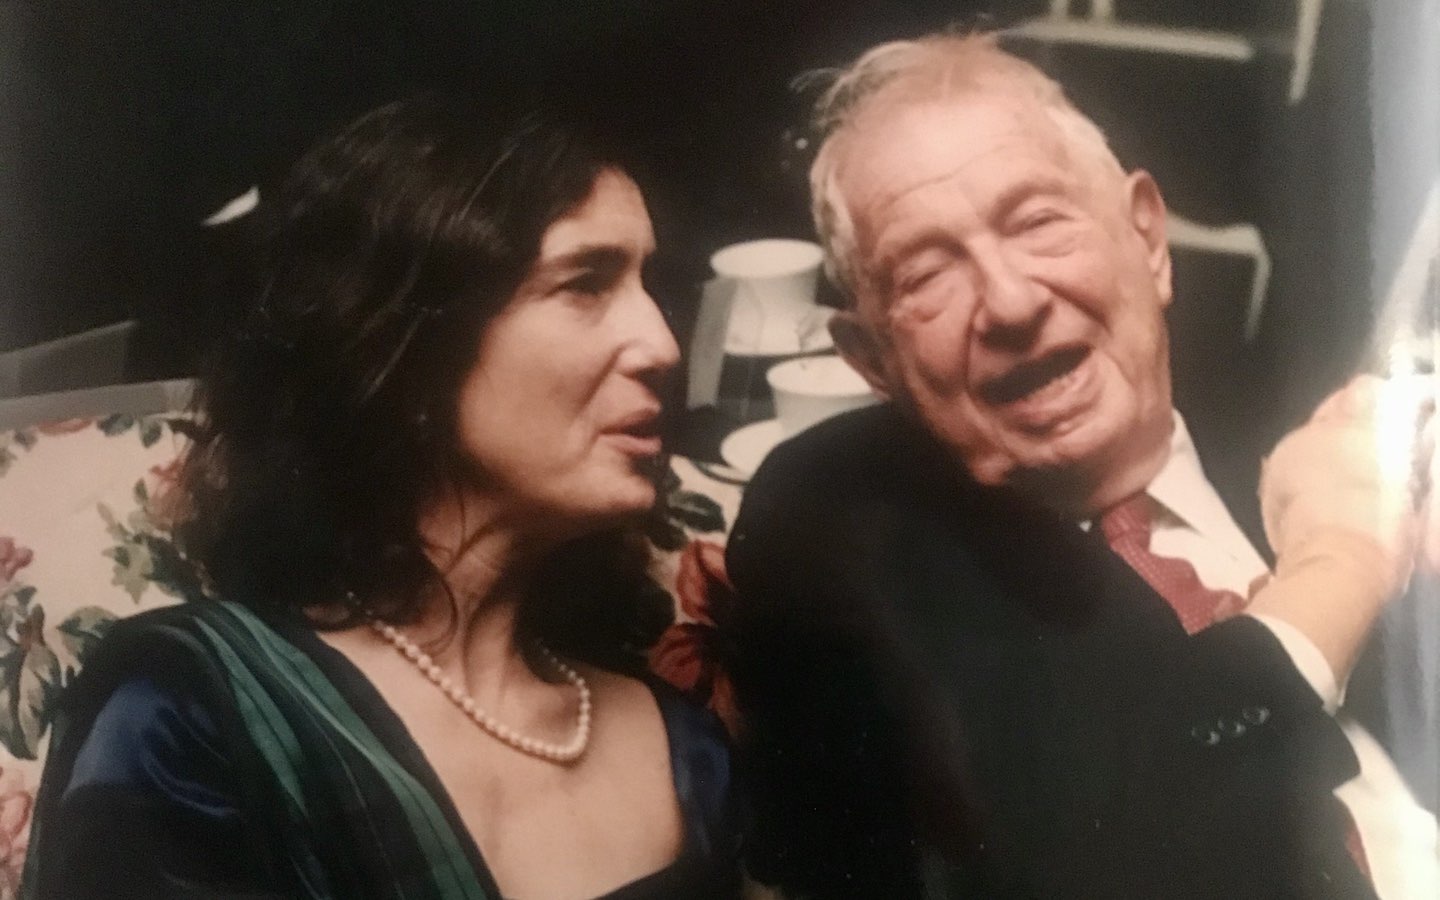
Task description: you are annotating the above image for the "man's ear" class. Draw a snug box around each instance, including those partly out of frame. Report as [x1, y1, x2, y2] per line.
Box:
[830, 309, 894, 400]
[1126, 170, 1173, 308]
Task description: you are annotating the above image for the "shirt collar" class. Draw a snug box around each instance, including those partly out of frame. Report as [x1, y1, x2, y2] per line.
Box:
[1146, 412, 1258, 561]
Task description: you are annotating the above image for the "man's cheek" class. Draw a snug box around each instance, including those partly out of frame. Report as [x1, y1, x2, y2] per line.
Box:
[956, 428, 1019, 487]
[898, 329, 969, 399]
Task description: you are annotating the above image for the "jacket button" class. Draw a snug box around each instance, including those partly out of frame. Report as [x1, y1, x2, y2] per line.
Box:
[1241, 705, 1271, 725]
[1190, 724, 1222, 746]
[1218, 717, 1247, 739]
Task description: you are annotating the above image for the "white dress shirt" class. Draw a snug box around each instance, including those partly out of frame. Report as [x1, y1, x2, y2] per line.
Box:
[1142, 414, 1438, 900]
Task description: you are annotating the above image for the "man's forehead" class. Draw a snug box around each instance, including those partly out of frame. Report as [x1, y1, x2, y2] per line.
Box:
[841, 92, 1066, 187]
[833, 94, 1075, 246]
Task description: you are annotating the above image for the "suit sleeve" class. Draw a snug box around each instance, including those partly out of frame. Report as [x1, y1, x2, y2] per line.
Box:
[721, 413, 1374, 900]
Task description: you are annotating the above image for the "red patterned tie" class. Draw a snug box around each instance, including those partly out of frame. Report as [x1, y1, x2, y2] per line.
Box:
[1099, 494, 1371, 879]
[1098, 494, 1245, 634]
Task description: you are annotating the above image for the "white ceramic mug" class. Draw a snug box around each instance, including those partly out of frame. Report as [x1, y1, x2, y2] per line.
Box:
[766, 354, 878, 437]
[710, 239, 826, 356]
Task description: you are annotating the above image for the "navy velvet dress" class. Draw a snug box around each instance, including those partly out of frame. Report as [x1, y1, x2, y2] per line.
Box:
[26, 604, 740, 900]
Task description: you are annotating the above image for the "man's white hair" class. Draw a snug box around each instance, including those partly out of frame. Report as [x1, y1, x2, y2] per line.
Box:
[806, 31, 1123, 303]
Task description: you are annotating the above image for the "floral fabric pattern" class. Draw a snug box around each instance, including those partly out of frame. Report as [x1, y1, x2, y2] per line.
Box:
[0, 414, 195, 898]
[646, 459, 745, 736]
[649, 540, 741, 735]
[0, 587, 38, 895]
[0, 766, 31, 899]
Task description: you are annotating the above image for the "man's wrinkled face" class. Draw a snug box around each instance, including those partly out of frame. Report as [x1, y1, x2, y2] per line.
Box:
[829, 90, 1176, 513]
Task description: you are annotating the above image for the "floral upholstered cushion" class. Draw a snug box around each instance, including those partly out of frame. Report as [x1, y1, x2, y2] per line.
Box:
[0, 413, 195, 895]
[0, 414, 743, 898]
[646, 460, 745, 733]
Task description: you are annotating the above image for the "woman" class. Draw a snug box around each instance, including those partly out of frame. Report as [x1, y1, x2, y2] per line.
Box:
[24, 94, 738, 899]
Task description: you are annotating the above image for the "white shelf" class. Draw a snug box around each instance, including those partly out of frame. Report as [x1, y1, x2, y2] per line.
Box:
[1005, 19, 1255, 62]
[1003, 0, 1325, 105]
[1167, 215, 1271, 343]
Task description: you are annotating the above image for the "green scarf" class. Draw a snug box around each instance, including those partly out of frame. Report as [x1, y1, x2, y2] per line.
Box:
[25, 600, 490, 899]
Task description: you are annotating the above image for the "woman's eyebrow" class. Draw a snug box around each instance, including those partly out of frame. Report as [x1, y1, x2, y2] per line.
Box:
[543, 245, 631, 273]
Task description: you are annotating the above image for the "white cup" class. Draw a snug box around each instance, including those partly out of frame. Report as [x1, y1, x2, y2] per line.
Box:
[710, 239, 826, 355]
[766, 354, 878, 437]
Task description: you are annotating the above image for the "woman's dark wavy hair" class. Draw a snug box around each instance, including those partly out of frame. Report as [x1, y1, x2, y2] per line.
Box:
[177, 93, 672, 670]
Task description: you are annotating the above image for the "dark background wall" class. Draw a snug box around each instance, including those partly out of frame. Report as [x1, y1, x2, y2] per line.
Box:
[0, 0, 920, 359]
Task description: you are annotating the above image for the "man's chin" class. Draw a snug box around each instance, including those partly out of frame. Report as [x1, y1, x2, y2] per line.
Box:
[981, 423, 1127, 501]
[1016, 415, 1114, 466]
[1012, 422, 1171, 514]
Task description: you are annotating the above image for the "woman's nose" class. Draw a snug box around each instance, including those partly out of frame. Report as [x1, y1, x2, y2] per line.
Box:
[624, 289, 682, 376]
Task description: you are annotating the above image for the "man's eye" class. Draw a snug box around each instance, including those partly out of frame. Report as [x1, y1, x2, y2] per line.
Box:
[894, 253, 952, 295]
[1016, 210, 1063, 232]
[898, 269, 941, 295]
[891, 284, 950, 324]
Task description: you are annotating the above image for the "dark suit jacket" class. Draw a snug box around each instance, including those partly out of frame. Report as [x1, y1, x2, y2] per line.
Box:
[723, 404, 1375, 899]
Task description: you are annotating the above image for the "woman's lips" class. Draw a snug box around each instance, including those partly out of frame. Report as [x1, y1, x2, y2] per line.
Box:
[607, 433, 663, 456]
[604, 414, 663, 456]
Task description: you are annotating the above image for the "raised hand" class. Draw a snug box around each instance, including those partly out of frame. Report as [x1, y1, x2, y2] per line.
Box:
[1262, 374, 1434, 593]
[1252, 374, 1435, 678]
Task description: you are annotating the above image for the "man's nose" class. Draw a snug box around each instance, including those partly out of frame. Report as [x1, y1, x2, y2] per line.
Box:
[972, 246, 1050, 348]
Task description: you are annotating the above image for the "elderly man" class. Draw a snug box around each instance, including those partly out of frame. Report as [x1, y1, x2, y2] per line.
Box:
[724, 32, 1435, 899]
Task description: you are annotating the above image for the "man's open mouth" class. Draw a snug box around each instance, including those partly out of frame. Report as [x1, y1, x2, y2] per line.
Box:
[980, 346, 1091, 406]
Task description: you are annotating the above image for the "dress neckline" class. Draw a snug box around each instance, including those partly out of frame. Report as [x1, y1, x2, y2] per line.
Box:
[275, 621, 704, 900]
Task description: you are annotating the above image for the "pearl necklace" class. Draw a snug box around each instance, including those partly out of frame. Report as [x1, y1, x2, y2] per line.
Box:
[370, 621, 592, 764]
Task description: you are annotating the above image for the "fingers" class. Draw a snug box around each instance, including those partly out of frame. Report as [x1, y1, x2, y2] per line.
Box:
[1420, 412, 1440, 575]
[1261, 374, 1436, 595]
[1312, 373, 1434, 425]
[1307, 375, 1434, 507]
[1418, 412, 1436, 495]
[1311, 374, 1381, 423]
[1374, 375, 1436, 501]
